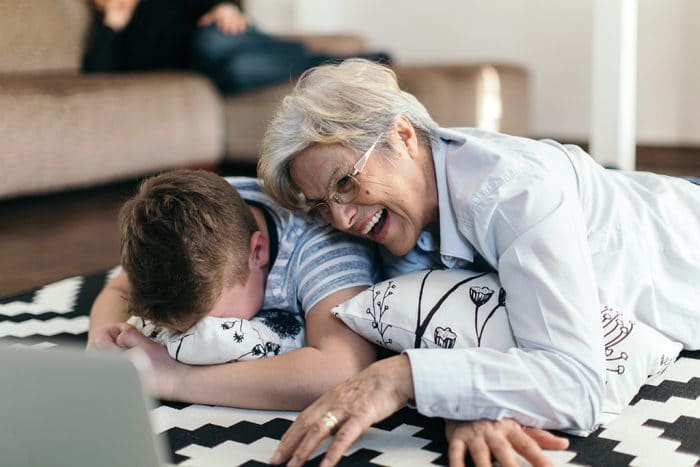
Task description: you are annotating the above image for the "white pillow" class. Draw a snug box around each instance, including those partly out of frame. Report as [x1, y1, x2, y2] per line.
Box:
[128, 309, 305, 365]
[332, 269, 682, 428]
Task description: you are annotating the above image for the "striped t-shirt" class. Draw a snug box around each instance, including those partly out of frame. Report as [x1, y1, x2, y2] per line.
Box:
[230, 177, 378, 316]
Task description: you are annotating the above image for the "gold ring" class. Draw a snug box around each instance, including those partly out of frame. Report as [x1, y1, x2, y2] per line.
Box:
[321, 411, 338, 430]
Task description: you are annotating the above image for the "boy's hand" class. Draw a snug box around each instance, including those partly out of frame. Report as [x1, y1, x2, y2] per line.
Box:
[117, 326, 185, 401]
[87, 322, 137, 351]
[197, 3, 248, 35]
[444, 418, 569, 467]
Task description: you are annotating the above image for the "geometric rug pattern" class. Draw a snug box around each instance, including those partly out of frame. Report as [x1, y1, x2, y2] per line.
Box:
[1, 269, 699, 467]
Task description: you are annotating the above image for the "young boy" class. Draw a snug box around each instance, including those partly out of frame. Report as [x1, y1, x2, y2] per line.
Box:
[87, 169, 379, 409]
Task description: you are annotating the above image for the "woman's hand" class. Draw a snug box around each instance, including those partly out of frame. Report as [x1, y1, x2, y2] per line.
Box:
[116, 326, 187, 401]
[197, 3, 248, 35]
[269, 354, 414, 467]
[445, 418, 569, 467]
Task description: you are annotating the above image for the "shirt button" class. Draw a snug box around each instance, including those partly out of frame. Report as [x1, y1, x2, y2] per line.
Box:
[431, 404, 442, 412]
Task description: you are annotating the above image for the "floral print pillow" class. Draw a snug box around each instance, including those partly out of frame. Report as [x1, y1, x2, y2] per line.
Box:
[334, 269, 513, 352]
[128, 309, 305, 365]
[332, 268, 682, 428]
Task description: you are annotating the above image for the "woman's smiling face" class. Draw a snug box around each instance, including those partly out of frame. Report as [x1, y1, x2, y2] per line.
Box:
[289, 117, 438, 256]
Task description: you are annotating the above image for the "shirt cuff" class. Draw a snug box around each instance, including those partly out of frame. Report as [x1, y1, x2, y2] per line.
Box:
[403, 348, 474, 419]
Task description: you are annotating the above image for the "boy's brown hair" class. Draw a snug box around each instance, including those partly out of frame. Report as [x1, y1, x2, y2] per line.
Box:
[119, 169, 258, 331]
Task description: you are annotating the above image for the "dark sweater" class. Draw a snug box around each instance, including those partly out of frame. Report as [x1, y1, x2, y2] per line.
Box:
[83, 0, 241, 71]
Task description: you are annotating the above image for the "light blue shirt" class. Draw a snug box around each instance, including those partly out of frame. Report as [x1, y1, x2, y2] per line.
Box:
[383, 128, 700, 431]
[231, 177, 378, 316]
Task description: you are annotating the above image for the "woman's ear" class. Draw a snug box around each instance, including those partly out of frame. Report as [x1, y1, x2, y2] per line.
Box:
[248, 231, 269, 270]
[394, 115, 419, 159]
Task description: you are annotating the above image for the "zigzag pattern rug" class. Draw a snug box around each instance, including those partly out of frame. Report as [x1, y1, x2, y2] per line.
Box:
[1, 269, 699, 467]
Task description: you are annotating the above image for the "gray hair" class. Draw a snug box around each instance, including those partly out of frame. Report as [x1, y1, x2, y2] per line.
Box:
[258, 58, 439, 211]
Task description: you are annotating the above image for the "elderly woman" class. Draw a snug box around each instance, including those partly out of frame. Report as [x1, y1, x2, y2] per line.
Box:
[258, 59, 700, 467]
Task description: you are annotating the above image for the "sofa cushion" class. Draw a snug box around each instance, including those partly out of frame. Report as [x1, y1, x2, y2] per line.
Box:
[224, 82, 295, 161]
[222, 63, 530, 162]
[0, 0, 90, 75]
[395, 64, 529, 136]
[0, 73, 224, 198]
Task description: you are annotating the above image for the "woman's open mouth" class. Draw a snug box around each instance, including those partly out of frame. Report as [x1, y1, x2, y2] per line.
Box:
[362, 209, 387, 236]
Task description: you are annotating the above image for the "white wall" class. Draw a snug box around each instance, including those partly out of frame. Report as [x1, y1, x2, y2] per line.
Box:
[636, 0, 684, 145]
[247, 0, 699, 146]
[680, 0, 700, 145]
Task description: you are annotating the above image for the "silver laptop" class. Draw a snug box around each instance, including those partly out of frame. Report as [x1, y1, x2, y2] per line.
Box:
[0, 344, 169, 467]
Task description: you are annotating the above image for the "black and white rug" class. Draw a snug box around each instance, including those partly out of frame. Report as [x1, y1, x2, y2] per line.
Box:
[1, 269, 699, 467]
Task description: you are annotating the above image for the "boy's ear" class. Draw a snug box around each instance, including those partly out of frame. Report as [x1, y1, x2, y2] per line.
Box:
[248, 231, 269, 270]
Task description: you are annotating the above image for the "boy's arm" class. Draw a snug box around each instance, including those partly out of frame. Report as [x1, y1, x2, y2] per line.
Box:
[87, 270, 132, 349]
[118, 285, 377, 409]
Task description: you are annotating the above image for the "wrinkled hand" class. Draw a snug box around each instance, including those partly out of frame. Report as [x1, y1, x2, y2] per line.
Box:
[197, 3, 248, 35]
[115, 325, 186, 401]
[445, 418, 569, 467]
[101, 0, 139, 31]
[270, 354, 414, 467]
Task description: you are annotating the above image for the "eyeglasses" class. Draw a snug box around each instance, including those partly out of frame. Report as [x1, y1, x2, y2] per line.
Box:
[304, 138, 380, 224]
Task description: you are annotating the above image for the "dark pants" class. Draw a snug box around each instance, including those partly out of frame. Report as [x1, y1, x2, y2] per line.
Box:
[191, 25, 332, 94]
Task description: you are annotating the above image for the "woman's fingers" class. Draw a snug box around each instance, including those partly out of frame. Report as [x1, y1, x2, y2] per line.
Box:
[445, 418, 562, 467]
[448, 438, 468, 467]
[508, 431, 553, 467]
[523, 427, 570, 450]
[468, 437, 494, 467]
[271, 408, 325, 465]
[272, 355, 413, 467]
[497, 420, 557, 467]
[320, 416, 369, 467]
[284, 413, 339, 467]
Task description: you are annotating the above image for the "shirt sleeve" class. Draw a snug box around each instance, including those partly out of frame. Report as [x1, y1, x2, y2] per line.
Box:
[406, 161, 606, 431]
[296, 230, 378, 314]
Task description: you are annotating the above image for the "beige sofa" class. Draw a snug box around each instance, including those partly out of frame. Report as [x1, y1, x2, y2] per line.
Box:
[0, 0, 530, 200]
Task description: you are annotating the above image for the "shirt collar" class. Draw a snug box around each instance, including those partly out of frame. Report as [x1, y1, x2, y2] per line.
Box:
[430, 128, 475, 263]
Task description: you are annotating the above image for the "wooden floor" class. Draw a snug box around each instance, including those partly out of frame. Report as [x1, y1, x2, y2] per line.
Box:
[0, 163, 256, 297]
[0, 150, 698, 297]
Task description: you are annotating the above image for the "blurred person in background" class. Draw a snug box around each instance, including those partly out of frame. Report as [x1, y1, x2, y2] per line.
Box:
[83, 0, 391, 94]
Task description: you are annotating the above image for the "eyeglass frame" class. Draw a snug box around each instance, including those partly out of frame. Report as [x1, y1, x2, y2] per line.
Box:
[303, 137, 381, 223]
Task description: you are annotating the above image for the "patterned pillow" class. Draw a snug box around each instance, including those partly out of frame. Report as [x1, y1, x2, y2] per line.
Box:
[332, 269, 682, 428]
[128, 309, 305, 365]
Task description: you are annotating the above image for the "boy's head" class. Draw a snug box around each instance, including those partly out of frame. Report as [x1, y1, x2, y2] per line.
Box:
[119, 169, 265, 332]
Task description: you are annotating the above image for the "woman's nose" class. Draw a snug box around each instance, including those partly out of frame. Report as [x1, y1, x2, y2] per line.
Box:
[329, 202, 356, 232]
